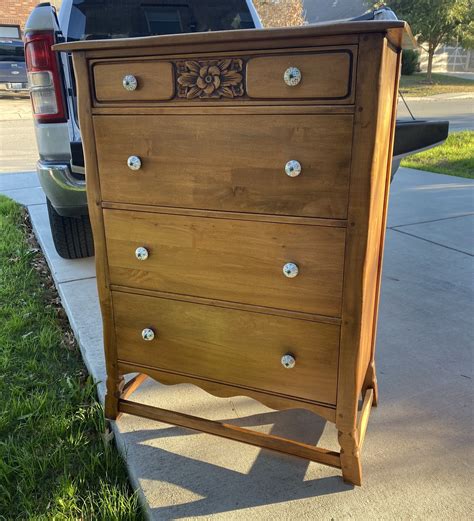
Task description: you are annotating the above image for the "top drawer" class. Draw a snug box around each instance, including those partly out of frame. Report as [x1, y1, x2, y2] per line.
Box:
[93, 61, 174, 102]
[246, 51, 354, 100]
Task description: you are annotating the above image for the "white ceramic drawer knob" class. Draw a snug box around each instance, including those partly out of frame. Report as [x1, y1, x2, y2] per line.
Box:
[127, 155, 142, 171]
[142, 328, 155, 341]
[284, 67, 302, 87]
[123, 74, 138, 91]
[281, 354, 296, 369]
[283, 262, 299, 278]
[135, 246, 149, 261]
[285, 160, 302, 178]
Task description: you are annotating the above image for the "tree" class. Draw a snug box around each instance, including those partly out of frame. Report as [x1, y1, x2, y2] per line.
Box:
[253, 0, 305, 28]
[458, 18, 474, 49]
[370, 0, 473, 82]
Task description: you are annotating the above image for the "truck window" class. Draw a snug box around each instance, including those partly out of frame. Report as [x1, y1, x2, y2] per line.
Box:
[67, 0, 255, 41]
[0, 42, 25, 62]
[0, 25, 21, 38]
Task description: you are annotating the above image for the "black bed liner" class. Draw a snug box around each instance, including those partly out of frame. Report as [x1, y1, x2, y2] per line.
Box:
[394, 120, 449, 159]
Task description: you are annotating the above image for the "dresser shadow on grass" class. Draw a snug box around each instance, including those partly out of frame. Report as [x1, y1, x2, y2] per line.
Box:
[122, 406, 351, 519]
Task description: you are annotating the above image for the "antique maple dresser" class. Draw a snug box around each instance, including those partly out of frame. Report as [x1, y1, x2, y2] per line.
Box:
[56, 20, 413, 485]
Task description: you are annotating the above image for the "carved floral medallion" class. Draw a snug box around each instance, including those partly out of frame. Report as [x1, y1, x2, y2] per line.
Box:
[176, 58, 244, 99]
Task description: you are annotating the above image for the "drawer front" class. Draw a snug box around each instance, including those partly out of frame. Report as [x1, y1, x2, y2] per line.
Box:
[104, 209, 345, 317]
[246, 50, 354, 100]
[94, 114, 352, 219]
[113, 291, 339, 405]
[93, 61, 174, 102]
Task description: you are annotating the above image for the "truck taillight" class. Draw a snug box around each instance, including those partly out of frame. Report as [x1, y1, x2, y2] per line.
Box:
[24, 31, 66, 123]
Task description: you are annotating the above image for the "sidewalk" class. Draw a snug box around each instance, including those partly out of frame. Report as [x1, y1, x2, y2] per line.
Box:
[1, 168, 473, 519]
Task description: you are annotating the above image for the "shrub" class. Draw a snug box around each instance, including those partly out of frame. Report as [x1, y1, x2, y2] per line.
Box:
[253, 0, 305, 27]
[401, 49, 420, 75]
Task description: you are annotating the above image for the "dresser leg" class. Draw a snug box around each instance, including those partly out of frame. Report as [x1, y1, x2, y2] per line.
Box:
[363, 361, 379, 407]
[338, 429, 362, 486]
[105, 375, 125, 420]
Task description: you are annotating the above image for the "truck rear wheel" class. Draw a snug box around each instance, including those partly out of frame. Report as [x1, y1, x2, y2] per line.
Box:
[47, 199, 94, 259]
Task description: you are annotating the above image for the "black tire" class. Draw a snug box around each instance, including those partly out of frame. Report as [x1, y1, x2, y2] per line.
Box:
[47, 199, 94, 259]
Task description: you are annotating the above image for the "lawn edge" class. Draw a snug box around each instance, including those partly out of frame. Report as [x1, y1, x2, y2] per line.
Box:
[0, 196, 146, 519]
[24, 203, 152, 520]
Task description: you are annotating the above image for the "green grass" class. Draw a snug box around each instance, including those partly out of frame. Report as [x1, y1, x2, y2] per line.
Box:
[399, 73, 474, 97]
[0, 196, 144, 519]
[401, 130, 474, 179]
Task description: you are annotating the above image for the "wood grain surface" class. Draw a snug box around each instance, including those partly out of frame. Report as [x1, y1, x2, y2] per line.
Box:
[94, 114, 353, 219]
[113, 290, 340, 405]
[104, 208, 345, 317]
[246, 49, 354, 101]
[118, 361, 337, 421]
[93, 60, 174, 101]
[335, 34, 401, 486]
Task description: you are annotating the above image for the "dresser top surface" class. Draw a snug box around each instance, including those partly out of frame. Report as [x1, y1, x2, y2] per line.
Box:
[54, 20, 414, 54]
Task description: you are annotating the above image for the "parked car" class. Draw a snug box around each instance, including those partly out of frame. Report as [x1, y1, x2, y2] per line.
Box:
[25, 1, 448, 259]
[0, 38, 29, 96]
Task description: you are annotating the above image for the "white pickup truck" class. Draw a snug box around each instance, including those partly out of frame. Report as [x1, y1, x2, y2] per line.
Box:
[25, 0, 261, 258]
[25, 1, 448, 259]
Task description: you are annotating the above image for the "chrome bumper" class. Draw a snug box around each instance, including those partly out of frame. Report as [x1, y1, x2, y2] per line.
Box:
[0, 82, 29, 92]
[36, 161, 88, 217]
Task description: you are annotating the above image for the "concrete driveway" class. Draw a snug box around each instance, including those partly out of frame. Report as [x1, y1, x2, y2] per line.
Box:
[0, 97, 38, 173]
[1, 167, 472, 520]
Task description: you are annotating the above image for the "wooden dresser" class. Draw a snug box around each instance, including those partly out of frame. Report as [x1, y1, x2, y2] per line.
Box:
[56, 21, 412, 485]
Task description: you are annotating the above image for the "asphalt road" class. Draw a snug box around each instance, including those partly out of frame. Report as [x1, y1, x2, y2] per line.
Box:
[397, 95, 474, 132]
[0, 95, 472, 174]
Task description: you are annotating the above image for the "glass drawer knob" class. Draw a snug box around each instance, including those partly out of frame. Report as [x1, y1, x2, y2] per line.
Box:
[127, 155, 142, 171]
[283, 262, 299, 278]
[142, 328, 155, 341]
[135, 247, 149, 261]
[123, 74, 138, 91]
[281, 354, 296, 369]
[284, 67, 302, 87]
[285, 160, 302, 177]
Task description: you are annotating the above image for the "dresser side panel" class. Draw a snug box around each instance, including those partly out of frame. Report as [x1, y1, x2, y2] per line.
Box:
[358, 43, 401, 393]
[71, 52, 122, 417]
[336, 34, 401, 432]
